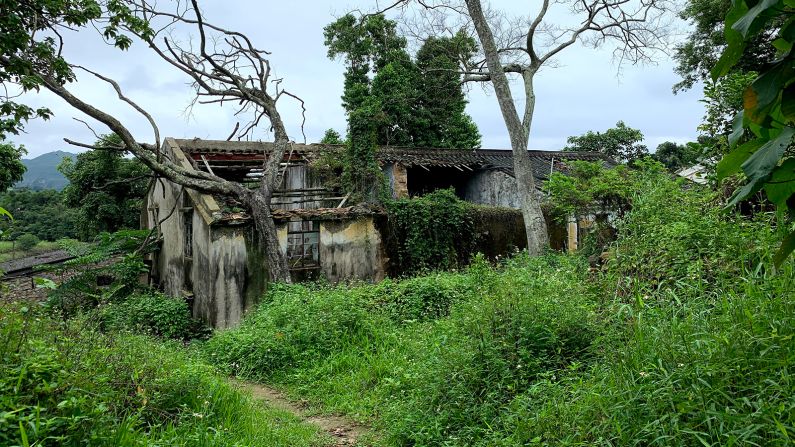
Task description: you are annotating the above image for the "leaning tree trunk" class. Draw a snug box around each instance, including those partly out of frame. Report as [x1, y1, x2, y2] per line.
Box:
[248, 190, 291, 283]
[247, 136, 292, 283]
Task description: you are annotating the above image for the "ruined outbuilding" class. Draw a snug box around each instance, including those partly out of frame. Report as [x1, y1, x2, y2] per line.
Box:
[143, 138, 612, 328]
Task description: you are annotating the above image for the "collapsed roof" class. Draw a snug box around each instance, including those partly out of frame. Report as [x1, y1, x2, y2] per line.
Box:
[171, 138, 615, 184]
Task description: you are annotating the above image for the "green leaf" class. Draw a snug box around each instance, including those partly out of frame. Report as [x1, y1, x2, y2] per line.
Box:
[728, 127, 795, 205]
[732, 0, 780, 38]
[745, 61, 795, 123]
[33, 277, 57, 290]
[0, 206, 12, 221]
[741, 126, 795, 182]
[782, 84, 795, 123]
[728, 110, 747, 147]
[712, 0, 751, 79]
[772, 37, 793, 54]
[774, 230, 795, 266]
[717, 138, 764, 180]
[764, 158, 795, 205]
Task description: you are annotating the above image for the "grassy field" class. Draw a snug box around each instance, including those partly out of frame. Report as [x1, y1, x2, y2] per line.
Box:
[205, 174, 795, 446]
[0, 303, 333, 446]
[4, 169, 793, 446]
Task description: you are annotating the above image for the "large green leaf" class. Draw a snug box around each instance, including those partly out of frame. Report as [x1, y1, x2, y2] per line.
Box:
[732, 0, 780, 38]
[774, 230, 795, 266]
[712, 0, 751, 79]
[741, 126, 795, 182]
[745, 61, 795, 123]
[728, 126, 795, 206]
[782, 79, 795, 123]
[728, 110, 747, 147]
[717, 138, 764, 180]
[0, 206, 12, 220]
[764, 158, 795, 205]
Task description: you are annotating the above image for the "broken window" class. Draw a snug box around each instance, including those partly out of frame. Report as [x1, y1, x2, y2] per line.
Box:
[183, 208, 193, 258]
[286, 220, 319, 270]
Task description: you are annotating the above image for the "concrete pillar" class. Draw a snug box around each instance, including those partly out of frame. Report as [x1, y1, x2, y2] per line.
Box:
[567, 214, 578, 253]
[392, 163, 409, 199]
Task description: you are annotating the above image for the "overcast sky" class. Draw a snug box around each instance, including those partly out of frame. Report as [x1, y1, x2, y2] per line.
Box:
[13, 0, 704, 158]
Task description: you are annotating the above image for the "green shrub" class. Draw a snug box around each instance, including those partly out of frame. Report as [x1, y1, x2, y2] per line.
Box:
[100, 292, 209, 340]
[385, 188, 475, 273]
[368, 272, 475, 323]
[383, 255, 597, 445]
[206, 282, 392, 379]
[607, 172, 776, 294]
[15, 232, 39, 251]
[0, 303, 324, 446]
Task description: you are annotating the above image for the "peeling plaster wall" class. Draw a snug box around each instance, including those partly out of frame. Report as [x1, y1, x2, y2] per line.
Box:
[320, 219, 386, 283]
[382, 163, 408, 199]
[144, 178, 186, 298]
[190, 224, 267, 329]
[275, 217, 386, 283]
[463, 170, 521, 208]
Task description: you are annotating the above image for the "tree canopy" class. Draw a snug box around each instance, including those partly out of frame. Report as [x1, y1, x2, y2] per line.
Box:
[653, 141, 702, 172]
[565, 121, 649, 164]
[324, 14, 481, 150]
[0, 137, 26, 191]
[0, 188, 78, 241]
[673, 0, 776, 92]
[59, 135, 149, 240]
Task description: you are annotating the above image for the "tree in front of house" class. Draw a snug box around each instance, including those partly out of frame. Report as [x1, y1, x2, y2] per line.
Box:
[320, 129, 344, 145]
[324, 14, 482, 200]
[360, 0, 671, 255]
[653, 141, 702, 172]
[565, 122, 649, 165]
[0, 137, 26, 191]
[1, 0, 307, 282]
[58, 135, 149, 240]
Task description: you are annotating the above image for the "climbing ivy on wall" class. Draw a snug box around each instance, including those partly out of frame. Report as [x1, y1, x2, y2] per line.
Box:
[384, 189, 476, 273]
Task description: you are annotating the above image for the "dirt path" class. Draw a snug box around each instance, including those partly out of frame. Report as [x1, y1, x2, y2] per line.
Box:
[235, 380, 368, 446]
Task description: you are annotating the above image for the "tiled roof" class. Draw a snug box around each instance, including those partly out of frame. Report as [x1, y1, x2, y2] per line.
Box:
[173, 138, 615, 182]
[0, 250, 74, 278]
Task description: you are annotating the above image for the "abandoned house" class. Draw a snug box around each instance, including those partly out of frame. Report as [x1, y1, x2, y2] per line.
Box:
[142, 138, 613, 328]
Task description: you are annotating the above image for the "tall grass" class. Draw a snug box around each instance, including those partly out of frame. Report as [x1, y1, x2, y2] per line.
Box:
[206, 172, 795, 446]
[0, 304, 328, 446]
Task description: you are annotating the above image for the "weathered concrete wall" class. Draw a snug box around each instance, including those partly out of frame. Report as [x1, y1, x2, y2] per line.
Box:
[275, 217, 387, 283]
[471, 207, 528, 258]
[463, 170, 521, 208]
[192, 225, 266, 329]
[145, 177, 186, 299]
[319, 218, 386, 283]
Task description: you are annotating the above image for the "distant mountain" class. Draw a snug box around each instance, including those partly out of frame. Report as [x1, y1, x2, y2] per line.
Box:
[15, 151, 77, 191]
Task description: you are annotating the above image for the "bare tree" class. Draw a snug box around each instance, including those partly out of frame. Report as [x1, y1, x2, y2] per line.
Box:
[375, 0, 671, 255]
[7, 0, 299, 282]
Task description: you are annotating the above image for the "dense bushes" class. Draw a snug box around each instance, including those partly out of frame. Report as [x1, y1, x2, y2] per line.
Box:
[384, 189, 475, 273]
[207, 282, 392, 378]
[206, 169, 795, 446]
[0, 304, 325, 446]
[100, 292, 209, 340]
[205, 255, 599, 445]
